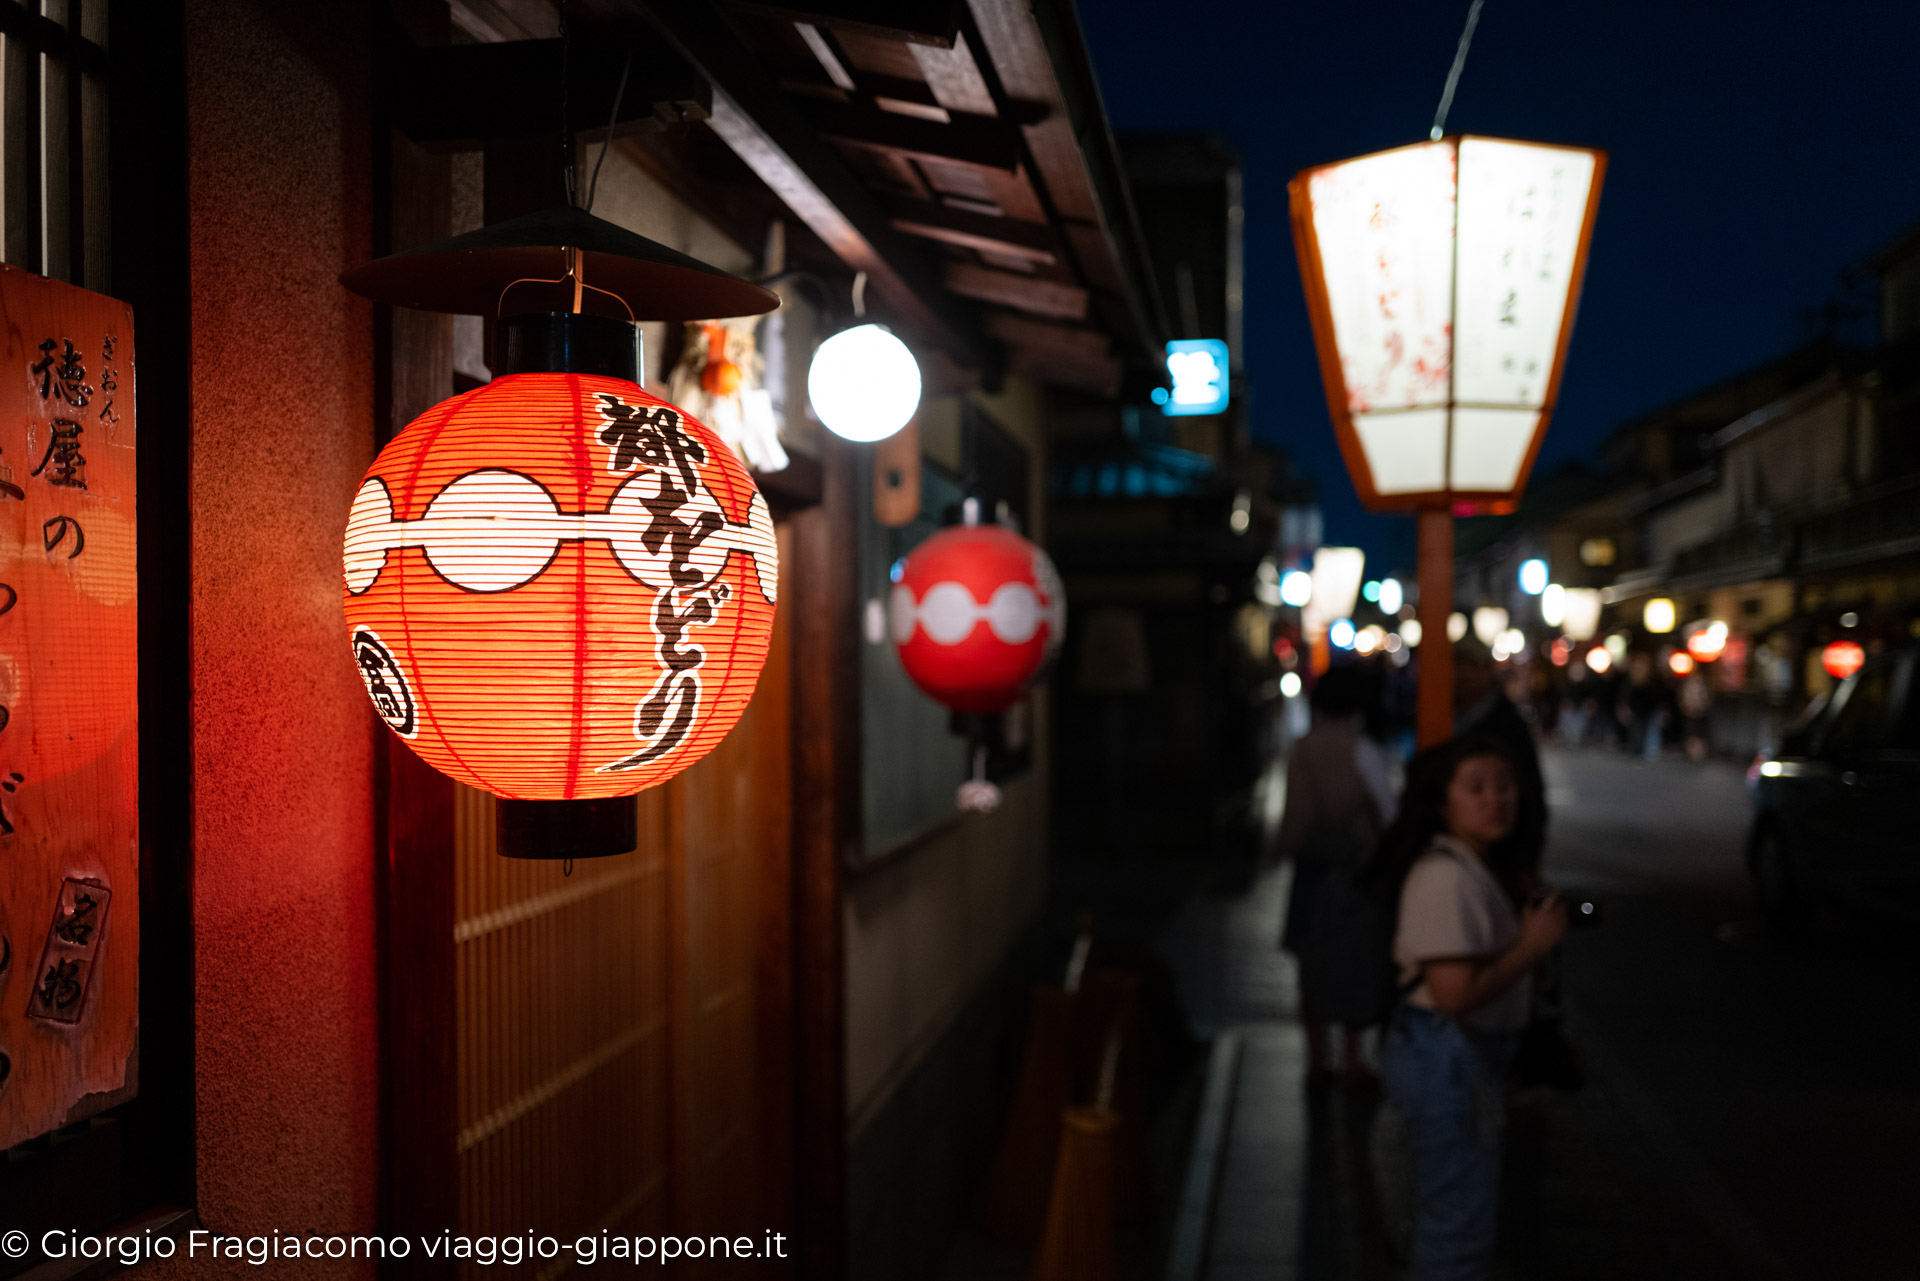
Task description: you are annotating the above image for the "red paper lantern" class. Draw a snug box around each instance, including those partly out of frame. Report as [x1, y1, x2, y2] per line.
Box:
[1822, 640, 1865, 681]
[889, 523, 1064, 715]
[342, 372, 778, 801]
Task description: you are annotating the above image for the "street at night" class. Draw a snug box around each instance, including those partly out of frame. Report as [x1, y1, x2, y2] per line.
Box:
[5, 5, 1919, 1280]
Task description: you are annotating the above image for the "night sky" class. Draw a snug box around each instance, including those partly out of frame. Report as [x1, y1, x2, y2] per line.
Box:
[1079, 1, 1920, 572]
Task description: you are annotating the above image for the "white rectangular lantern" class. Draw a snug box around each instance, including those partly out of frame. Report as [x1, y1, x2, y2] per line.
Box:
[1290, 136, 1604, 512]
[1301, 546, 1366, 640]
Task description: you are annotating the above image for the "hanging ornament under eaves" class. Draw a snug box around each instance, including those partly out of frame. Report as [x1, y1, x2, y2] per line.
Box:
[668, 316, 789, 473]
[889, 502, 1065, 812]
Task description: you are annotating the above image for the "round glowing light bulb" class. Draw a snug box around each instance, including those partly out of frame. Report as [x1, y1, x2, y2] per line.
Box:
[1329, 619, 1356, 649]
[1279, 569, 1313, 608]
[808, 323, 922, 442]
[1280, 671, 1303, 698]
[1447, 612, 1469, 643]
[1398, 619, 1423, 647]
[1644, 597, 1677, 634]
[1585, 646, 1612, 674]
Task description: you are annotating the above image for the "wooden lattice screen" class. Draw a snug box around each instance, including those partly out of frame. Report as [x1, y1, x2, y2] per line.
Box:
[0, 0, 110, 291]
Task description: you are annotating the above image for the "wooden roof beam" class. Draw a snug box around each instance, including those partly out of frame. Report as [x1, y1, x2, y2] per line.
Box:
[983, 310, 1109, 363]
[799, 99, 1023, 173]
[625, 0, 982, 365]
[943, 261, 1086, 320]
[964, 0, 1169, 362]
[884, 197, 1055, 264]
[728, 0, 966, 48]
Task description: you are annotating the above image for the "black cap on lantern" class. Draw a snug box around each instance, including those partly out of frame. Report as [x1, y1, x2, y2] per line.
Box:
[339, 204, 781, 322]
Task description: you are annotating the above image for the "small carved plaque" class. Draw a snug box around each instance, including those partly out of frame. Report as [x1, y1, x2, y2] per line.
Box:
[28, 878, 111, 1025]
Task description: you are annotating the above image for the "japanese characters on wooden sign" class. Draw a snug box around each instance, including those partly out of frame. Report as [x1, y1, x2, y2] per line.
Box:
[0, 265, 138, 1149]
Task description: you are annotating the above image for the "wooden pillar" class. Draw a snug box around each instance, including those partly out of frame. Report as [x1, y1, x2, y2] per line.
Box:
[1416, 507, 1454, 750]
[788, 435, 858, 1280]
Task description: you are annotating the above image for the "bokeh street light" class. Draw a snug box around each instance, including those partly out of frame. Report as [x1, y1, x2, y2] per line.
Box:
[1518, 559, 1548, 595]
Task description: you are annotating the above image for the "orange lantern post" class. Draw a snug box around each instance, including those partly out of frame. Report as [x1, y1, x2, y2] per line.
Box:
[1290, 136, 1606, 747]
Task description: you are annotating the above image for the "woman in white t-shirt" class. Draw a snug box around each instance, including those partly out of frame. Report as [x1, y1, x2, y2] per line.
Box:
[1367, 734, 1568, 1281]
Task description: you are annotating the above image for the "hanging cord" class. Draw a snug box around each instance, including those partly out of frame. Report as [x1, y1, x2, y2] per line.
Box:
[561, 16, 577, 206]
[563, 857, 574, 878]
[1429, 0, 1485, 140]
[585, 53, 634, 214]
[851, 270, 868, 319]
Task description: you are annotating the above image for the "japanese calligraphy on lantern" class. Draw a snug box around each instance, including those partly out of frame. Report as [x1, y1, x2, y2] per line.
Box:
[0, 265, 139, 1149]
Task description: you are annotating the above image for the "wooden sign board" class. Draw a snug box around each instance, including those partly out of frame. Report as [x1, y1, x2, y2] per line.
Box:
[0, 265, 138, 1149]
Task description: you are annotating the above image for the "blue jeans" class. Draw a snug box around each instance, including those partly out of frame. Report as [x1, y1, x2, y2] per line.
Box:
[1381, 1006, 1515, 1281]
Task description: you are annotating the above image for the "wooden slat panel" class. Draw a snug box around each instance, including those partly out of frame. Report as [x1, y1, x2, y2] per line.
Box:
[803, 97, 1020, 173]
[454, 788, 673, 1280]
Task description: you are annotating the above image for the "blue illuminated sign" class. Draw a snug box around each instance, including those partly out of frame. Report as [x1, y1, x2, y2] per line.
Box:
[1155, 339, 1230, 416]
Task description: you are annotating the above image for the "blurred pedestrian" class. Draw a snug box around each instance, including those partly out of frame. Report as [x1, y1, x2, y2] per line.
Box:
[1679, 667, 1712, 760]
[1367, 735, 1570, 1281]
[1277, 665, 1396, 1091]
[1626, 654, 1670, 761]
[1451, 642, 1547, 898]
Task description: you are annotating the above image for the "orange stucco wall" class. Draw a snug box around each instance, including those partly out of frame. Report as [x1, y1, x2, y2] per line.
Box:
[168, 0, 381, 1260]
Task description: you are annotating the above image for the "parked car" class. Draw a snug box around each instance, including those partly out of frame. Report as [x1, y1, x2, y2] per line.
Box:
[1750, 646, 1920, 924]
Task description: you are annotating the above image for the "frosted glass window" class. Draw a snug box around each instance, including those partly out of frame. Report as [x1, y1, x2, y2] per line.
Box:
[1356, 409, 1447, 494]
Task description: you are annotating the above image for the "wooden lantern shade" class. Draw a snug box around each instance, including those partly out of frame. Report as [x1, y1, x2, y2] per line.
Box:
[1289, 136, 1605, 514]
[342, 371, 778, 801]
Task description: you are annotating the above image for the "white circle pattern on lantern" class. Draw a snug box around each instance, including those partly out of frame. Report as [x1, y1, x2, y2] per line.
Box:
[890, 580, 1046, 646]
[345, 469, 778, 601]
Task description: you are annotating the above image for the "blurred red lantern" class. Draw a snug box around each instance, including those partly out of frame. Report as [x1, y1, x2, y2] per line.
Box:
[889, 521, 1065, 715]
[342, 371, 778, 801]
[1822, 640, 1865, 681]
[1685, 621, 1729, 664]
